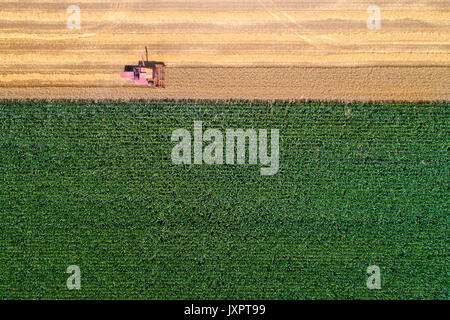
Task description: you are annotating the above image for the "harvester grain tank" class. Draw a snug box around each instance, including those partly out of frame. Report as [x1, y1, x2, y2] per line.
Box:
[120, 47, 165, 88]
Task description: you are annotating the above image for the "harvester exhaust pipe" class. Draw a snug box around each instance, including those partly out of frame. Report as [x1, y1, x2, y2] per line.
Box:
[145, 46, 149, 61]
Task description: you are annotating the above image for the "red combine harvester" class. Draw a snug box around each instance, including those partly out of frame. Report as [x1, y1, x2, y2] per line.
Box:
[120, 47, 165, 88]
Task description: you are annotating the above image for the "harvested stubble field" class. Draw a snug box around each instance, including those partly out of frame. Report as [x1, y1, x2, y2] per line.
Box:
[0, 100, 448, 299]
[0, 0, 449, 101]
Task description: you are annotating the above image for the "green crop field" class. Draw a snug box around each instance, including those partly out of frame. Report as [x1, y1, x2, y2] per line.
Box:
[0, 101, 448, 299]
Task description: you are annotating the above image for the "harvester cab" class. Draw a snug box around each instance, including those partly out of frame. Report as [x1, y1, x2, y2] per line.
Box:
[120, 47, 165, 88]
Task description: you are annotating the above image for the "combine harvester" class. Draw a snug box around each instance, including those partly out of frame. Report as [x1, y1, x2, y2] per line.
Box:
[120, 47, 165, 88]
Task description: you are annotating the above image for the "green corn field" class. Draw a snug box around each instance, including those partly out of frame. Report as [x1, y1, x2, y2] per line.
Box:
[0, 101, 448, 299]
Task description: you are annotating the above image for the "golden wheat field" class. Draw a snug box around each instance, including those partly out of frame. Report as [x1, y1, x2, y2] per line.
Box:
[0, 0, 449, 101]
